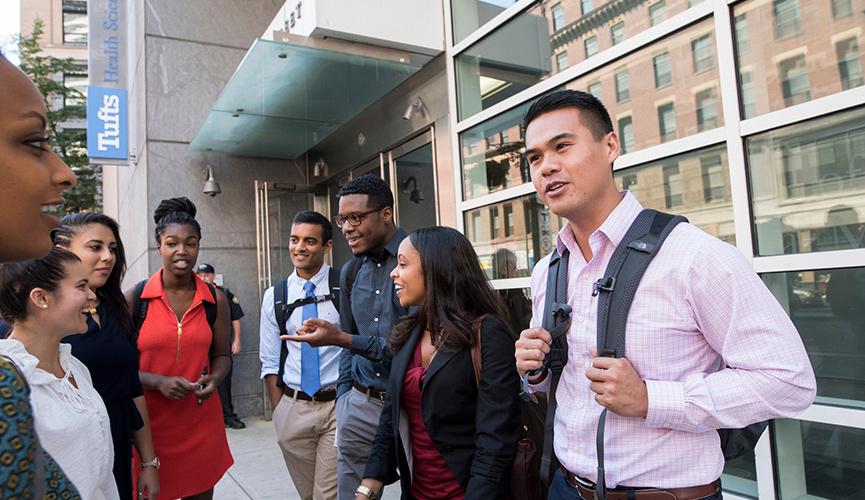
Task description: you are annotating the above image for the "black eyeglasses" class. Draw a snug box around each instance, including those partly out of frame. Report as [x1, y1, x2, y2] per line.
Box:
[332, 207, 385, 228]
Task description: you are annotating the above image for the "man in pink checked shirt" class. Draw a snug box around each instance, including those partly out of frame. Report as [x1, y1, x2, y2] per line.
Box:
[514, 90, 816, 500]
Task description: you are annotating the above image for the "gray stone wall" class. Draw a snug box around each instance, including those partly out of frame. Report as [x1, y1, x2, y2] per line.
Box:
[117, 0, 287, 418]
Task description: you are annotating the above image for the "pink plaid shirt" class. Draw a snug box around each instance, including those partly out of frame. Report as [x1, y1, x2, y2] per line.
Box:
[529, 192, 815, 488]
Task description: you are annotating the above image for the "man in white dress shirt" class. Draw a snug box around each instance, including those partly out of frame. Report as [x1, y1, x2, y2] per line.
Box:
[260, 211, 341, 500]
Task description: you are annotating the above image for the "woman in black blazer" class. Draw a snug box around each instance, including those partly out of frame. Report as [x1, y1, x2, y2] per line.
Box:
[355, 226, 521, 500]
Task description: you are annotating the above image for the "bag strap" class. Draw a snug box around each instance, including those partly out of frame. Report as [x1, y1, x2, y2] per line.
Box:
[274, 269, 342, 388]
[591, 209, 687, 500]
[204, 282, 218, 330]
[132, 279, 148, 343]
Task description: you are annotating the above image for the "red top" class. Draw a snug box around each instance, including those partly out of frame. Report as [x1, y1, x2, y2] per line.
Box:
[132, 270, 233, 498]
[402, 342, 465, 500]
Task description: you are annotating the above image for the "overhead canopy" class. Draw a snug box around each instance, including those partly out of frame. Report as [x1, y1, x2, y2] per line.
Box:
[189, 38, 422, 159]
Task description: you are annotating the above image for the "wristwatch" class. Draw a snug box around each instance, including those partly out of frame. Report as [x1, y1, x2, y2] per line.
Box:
[140, 457, 161, 470]
[355, 485, 378, 500]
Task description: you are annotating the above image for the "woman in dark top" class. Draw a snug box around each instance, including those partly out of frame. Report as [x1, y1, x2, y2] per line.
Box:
[356, 227, 521, 500]
[55, 213, 160, 500]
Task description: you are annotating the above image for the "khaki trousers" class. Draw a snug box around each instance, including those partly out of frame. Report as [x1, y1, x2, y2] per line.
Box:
[273, 393, 338, 500]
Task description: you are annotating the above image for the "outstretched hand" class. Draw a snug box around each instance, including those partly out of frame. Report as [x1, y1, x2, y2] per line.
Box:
[283, 318, 352, 348]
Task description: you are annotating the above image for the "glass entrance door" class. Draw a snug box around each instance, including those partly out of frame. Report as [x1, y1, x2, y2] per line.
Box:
[254, 180, 312, 302]
[387, 129, 439, 232]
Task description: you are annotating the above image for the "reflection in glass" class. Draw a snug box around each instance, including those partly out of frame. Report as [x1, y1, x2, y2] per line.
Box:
[772, 421, 865, 498]
[465, 194, 566, 279]
[762, 267, 865, 404]
[62, 0, 88, 46]
[615, 144, 736, 244]
[459, 102, 532, 200]
[748, 106, 865, 256]
[722, 452, 757, 499]
[450, 0, 519, 44]
[455, 0, 694, 120]
[734, 0, 865, 118]
[498, 287, 533, 337]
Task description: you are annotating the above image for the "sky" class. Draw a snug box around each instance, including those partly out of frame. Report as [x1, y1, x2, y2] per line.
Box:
[0, 0, 21, 64]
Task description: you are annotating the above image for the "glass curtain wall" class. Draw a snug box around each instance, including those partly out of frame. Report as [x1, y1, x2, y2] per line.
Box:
[447, 0, 865, 498]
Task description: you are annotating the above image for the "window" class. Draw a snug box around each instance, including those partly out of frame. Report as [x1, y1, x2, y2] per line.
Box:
[471, 212, 482, 239]
[649, 1, 666, 26]
[832, 0, 853, 19]
[653, 52, 672, 88]
[611, 21, 625, 46]
[691, 34, 713, 73]
[621, 174, 638, 191]
[588, 81, 602, 100]
[62, 0, 87, 46]
[618, 116, 634, 154]
[837, 38, 864, 91]
[615, 69, 630, 103]
[581, 0, 593, 15]
[780, 54, 811, 106]
[657, 102, 677, 142]
[740, 71, 757, 118]
[63, 69, 88, 106]
[701, 155, 725, 202]
[504, 204, 515, 237]
[556, 51, 569, 72]
[747, 106, 865, 256]
[773, 0, 801, 39]
[734, 14, 748, 56]
[490, 207, 500, 237]
[663, 164, 683, 208]
[696, 89, 718, 132]
[584, 35, 598, 58]
[552, 3, 566, 31]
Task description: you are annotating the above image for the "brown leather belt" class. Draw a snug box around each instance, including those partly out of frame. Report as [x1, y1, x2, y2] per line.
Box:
[561, 468, 720, 500]
[353, 381, 386, 401]
[281, 386, 336, 402]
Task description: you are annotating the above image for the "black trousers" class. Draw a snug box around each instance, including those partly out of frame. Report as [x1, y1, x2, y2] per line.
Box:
[217, 356, 236, 419]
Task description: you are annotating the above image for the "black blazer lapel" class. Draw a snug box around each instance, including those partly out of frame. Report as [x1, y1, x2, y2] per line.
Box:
[424, 348, 460, 387]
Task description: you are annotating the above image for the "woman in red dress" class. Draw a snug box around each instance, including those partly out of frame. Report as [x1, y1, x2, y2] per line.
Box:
[356, 227, 521, 500]
[129, 197, 233, 499]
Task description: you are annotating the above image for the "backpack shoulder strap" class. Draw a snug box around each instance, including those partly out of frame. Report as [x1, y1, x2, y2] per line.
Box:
[132, 279, 149, 343]
[203, 283, 218, 330]
[274, 277, 290, 388]
[328, 266, 341, 312]
[344, 257, 362, 297]
[595, 209, 688, 358]
[591, 209, 687, 498]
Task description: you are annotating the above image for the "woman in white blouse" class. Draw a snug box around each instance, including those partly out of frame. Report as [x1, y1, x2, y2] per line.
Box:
[0, 247, 119, 499]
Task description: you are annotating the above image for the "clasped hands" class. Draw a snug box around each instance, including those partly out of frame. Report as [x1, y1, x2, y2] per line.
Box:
[515, 327, 649, 418]
[156, 373, 216, 401]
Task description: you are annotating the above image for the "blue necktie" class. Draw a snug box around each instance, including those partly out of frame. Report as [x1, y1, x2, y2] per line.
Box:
[300, 281, 321, 396]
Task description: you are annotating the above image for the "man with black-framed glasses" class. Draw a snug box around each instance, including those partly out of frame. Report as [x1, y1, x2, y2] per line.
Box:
[289, 173, 408, 500]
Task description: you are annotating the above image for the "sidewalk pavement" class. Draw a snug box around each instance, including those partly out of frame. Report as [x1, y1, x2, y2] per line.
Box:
[216, 416, 401, 500]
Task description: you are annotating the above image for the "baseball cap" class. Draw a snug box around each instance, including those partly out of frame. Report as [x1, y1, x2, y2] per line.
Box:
[196, 263, 215, 274]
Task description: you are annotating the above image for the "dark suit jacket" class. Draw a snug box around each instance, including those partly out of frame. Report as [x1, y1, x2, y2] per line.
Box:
[364, 316, 521, 499]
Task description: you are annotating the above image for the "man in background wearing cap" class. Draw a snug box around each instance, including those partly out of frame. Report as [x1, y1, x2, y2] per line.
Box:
[197, 263, 247, 429]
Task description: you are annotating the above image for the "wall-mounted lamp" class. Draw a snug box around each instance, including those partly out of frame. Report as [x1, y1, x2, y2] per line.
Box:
[313, 158, 328, 177]
[402, 97, 428, 121]
[402, 176, 424, 204]
[202, 166, 222, 197]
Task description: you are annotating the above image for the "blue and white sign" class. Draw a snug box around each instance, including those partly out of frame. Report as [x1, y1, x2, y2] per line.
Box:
[87, 0, 128, 163]
[87, 86, 127, 160]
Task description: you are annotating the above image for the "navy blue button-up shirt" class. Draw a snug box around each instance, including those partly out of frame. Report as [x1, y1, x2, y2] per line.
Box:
[336, 228, 409, 397]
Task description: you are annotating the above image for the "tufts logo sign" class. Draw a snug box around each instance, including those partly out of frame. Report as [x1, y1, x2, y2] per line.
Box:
[87, 86, 127, 160]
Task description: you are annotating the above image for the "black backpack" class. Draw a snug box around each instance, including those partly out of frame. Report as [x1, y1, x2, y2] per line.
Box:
[539, 209, 768, 498]
[131, 279, 218, 342]
[272, 264, 358, 389]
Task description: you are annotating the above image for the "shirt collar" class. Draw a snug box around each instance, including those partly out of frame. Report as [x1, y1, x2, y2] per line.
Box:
[140, 268, 216, 304]
[367, 227, 406, 262]
[555, 191, 644, 254]
[289, 264, 330, 289]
